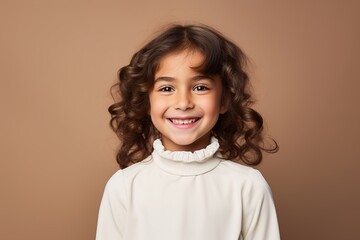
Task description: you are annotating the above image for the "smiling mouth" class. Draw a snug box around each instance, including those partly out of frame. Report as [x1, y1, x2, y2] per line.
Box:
[168, 118, 199, 125]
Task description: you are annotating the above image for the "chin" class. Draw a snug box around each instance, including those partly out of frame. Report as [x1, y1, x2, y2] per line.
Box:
[172, 138, 197, 147]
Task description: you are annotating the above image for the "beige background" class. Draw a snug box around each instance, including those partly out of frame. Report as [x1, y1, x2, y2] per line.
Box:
[1, 0, 359, 239]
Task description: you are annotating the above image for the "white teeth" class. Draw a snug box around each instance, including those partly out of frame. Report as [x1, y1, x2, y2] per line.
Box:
[171, 119, 197, 125]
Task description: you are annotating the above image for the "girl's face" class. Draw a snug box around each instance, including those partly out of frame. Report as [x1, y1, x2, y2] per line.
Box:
[149, 49, 227, 152]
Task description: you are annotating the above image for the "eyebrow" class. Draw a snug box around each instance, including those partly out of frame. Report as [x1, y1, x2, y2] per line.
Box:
[154, 75, 214, 83]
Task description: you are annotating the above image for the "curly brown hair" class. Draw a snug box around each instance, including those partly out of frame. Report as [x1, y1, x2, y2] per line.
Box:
[109, 24, 278, 169]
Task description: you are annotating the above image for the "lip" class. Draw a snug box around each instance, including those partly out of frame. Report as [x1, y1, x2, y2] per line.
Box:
[166, 117, 201, 129]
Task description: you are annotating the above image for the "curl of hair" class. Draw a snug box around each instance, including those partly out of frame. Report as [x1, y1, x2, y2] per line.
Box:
[109, 24, 278, 169]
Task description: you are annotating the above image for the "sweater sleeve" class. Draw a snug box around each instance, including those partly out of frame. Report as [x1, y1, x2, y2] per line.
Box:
[96, 170, 127, 240]
[240, 169, 280, 240]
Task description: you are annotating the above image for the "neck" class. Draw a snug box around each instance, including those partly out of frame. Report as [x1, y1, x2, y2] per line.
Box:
[161, 133, 212, 152]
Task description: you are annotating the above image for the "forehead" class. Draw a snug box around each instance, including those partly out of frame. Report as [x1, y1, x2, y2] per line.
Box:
[155, 49, 205, 74]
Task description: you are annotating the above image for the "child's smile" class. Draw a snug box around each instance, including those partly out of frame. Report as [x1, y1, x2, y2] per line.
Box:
[149, 49, 227, 152]
[168, 117, 199, 126]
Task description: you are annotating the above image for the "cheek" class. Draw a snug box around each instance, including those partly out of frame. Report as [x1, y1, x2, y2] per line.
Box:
[199, 94, 222, 112]
[149, 94, 166, 117]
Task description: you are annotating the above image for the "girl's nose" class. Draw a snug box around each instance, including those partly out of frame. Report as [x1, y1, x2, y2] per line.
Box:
[174, 91, 194, 111]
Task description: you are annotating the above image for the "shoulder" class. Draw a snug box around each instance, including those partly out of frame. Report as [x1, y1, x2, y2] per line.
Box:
[219, 160, 256, 174]
[218, 160, 262, 180]
[218, 160, 272, 194]
[105, 155, 153, 188]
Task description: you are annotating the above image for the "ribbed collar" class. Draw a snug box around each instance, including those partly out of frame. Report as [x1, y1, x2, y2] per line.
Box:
[152, 137, 221, 176]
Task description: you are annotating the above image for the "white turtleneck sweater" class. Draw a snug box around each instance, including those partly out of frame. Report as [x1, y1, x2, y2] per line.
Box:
[96, 138, 280, 240]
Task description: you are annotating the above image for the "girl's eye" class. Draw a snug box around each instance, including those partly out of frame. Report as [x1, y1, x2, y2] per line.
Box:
[193, 85, 209, 91]
[159, 86, 174, 92]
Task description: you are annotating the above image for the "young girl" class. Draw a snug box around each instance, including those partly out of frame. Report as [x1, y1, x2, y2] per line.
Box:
[96, 24, 280, 240]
